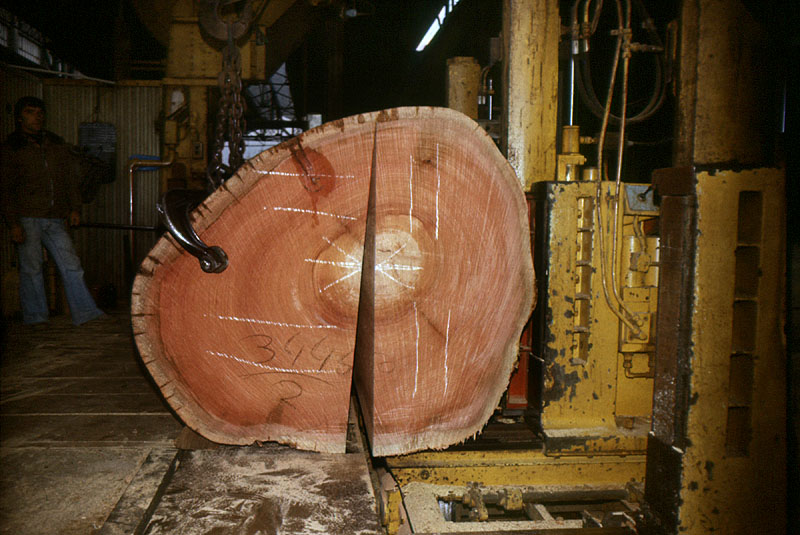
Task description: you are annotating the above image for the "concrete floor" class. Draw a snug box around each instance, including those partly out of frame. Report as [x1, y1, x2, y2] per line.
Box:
[0, 309, 381, 534]
[0, 310, 181, 534]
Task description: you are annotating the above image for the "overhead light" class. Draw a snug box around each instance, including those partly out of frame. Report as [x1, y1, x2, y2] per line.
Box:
[416, 0, 460, 52]
[340, 0, 374, 19]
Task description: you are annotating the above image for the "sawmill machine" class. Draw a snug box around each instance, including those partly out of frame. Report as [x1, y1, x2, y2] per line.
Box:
[374, 1, 787, 534]
[141, 1, 786, 533]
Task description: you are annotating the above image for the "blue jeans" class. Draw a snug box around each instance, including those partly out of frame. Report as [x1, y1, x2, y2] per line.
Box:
[18, 217, 104, 325]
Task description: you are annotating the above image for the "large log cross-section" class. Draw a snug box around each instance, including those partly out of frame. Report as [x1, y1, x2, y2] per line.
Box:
[132, 107, 534, 455]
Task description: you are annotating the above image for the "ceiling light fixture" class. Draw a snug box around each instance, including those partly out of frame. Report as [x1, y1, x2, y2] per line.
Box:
[416, 0, 460, 52]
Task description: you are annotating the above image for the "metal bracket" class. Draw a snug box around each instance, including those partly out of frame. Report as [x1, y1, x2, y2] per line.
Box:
[157, 189, 228, 273]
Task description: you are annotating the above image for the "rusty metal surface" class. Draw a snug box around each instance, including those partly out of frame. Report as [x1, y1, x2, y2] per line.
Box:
[645, 168, 787, 534]
[198, 0, 255, 43]
[644, 166, 696, 533]
[405, 529, 634, 535]
[533, 181, 620, 432]
[531, 181, 657, 456]
[502, 0, 559, 187]
[402, 482, 636, 534]
[142, 446, 380, 534]
[679, 169, 786, 533]
[674, 0, 780, 167]
[38, 80, 163, 295]
[386, 449, 645, 488]
[648, 167, 695, 447]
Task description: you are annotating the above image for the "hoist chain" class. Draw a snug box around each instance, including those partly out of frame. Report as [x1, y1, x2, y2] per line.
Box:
[207, 28, 247, 191]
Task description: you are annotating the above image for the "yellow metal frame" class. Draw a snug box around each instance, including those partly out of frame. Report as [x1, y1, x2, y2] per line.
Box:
[383, 181, 657, 531]
[677, 168, 786, 533]
[386, 449, 645, 488]
[157, 0, 274, 191]
[536, 181, 658, 452]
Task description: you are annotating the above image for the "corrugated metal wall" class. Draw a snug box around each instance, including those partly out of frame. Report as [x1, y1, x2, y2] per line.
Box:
[43, 80, 164, 303]
[1, 67, 44, 316]
[1, 68, 43, 135]
[1, 69, 163, 315]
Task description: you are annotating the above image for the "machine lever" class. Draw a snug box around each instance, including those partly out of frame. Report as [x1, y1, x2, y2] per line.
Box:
[157, 189, 229, 273]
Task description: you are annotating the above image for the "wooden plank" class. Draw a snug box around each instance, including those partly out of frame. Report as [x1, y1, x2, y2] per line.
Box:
[0, 414, 182, 447]
[0, 447, 156, 535]
[0, 393, 169, 415]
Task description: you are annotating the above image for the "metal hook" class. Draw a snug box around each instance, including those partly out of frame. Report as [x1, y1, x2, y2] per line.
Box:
[158, 189, 228, 273]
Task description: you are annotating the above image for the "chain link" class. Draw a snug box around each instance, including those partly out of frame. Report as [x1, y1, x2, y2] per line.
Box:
[207, 28, 247, 191]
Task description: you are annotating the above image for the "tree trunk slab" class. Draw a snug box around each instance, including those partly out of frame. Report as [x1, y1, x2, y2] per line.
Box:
[132, 107, 534, 455]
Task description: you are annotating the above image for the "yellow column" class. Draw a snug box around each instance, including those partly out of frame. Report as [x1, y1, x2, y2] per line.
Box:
[502, 0, 560, 189]
[446, 57, 481, 120]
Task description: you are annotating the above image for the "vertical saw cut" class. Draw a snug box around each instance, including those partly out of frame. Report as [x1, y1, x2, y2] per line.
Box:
[132, 107, 534, 455]
[354, 108, 535, 456]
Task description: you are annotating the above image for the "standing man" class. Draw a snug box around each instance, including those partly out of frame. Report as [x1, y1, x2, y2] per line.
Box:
[1, 96, 104, 326]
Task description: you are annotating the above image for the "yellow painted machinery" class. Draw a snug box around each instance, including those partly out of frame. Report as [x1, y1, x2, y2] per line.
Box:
[146, 1, 786, 533]
[138, 0, 348, 192]
[532, 179, 658, 456]
[372, 1, 787, 534]
[376, 175, 661, 533]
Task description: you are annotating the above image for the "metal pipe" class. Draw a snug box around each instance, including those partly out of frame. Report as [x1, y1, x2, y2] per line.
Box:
[128, 156, 174, 265]
[78, 222, 160, 231]
[568, 0, 581, 125]
[487, 79, 494, 121]
[609, 0, 636, 332]
[568, 53, 576, 125]
[592, 0, 642, 337]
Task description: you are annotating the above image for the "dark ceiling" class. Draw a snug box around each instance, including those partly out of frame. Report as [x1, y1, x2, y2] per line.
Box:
[1, 0, 504, 117]
[2, 0, 163, 78]
[6, 0, 791, 150]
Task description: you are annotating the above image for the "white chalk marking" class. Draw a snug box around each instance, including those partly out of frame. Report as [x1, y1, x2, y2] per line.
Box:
[435, 143, 440, 240]
[374, 242, 420, 287]
[322, 235, 361, 264]
[255, 170, 355, 179]
[207, 350, 337, 374]
[413, 302, 420, 399]
[444, 309, 451, 395]
[304, 258, 361, 269]
[271, 206, 356, 221]
[381, 241, 408, 264]
[320, 268, 361, 293]
[208, 314, 340, 330]
[314, 235, 364, 293]
[409, 155, 414, 232]
[377, 263, 422, 272]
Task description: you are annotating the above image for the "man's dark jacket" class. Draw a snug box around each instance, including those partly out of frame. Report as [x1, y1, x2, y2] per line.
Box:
[0, 130, 82, 226]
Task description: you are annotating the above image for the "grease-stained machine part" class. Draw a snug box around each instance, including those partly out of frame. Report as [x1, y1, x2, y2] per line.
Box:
[158, 189, 228, 274]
